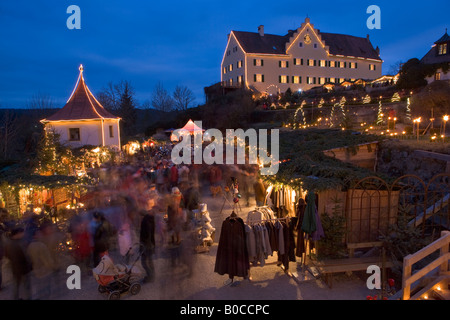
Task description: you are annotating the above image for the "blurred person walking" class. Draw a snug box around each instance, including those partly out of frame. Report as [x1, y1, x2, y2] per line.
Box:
[5, 227, 32, 300]
[167, 187, 184, 245]
[0, 210, 8, 290]
[139, 209, 155, 283]
[27, 228, 56, 299]
[92, 211, 115, 266]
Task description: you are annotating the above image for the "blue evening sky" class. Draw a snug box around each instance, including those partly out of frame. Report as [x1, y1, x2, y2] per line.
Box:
[0, 0, 448, 108]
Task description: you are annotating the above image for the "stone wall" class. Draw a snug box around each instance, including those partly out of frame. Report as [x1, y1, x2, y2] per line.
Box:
[376, 139, 448, 182]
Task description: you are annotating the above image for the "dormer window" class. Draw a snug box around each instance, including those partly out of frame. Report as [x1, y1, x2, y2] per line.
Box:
[438, 43, 447, 55]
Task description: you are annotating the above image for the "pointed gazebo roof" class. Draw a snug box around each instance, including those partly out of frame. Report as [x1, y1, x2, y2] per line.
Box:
[179, 119, 204, 134]
[41, 65, 120, 123]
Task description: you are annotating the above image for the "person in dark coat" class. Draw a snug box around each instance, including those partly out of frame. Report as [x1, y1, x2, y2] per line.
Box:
[140, 210, 155, 283]
[92, 211, 114, 267]
[5, 227, 32, 300]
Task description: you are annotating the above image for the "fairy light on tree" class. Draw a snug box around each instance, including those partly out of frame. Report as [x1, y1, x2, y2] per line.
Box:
[377, 101, 384, 126]
[293, 100, 307, 129]
[391, 92, 401, 102]
[363, 94, 371, 104]
[405, 97, 412, 122]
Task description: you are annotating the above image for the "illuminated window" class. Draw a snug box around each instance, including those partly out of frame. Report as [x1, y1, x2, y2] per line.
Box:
[254, 59, 264, 66]
[69, 128, 80, 141]
[254, 74, 264, 82]
[237, 75, 243, 84]
[294, 58, 304, 65]
[435, 72, 441, 81]
[223, 67, 226, 74]
[306, 77, 316, 84]
[279, 75, 288, 83]
[229, 64, 233, 72]
[369, 64, 376, 71]
[329, 61, 336, 68]
[438, 43, 447, 55]
[319, 77, 325, 85]
[292, 76, 301, 84]
[319, 60, 326, 67]
[279, 60, 289, 68]
[307, 59, 315, 66]
[237, 60, 243, 68]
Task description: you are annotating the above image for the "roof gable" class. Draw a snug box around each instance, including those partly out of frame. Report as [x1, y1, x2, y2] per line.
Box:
[42, 65, 120, 122]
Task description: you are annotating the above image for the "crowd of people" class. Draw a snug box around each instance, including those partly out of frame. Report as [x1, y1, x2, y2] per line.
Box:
[0, 144, 263, 299]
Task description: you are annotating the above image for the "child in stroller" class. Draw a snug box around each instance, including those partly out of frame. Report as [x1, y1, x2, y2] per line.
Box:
[93, 244, 143, 300]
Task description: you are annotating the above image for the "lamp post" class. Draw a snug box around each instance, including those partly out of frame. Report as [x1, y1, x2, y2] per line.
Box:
[444, 115, 449, 142]
[415, 117, 421, 141]
[393, 117, 397, 131]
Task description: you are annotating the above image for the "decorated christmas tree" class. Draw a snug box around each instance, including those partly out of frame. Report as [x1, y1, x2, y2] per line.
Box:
[35, 129, 73, 176]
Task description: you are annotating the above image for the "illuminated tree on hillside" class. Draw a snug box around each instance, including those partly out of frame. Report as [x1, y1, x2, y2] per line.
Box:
[377, 101, 384, 126]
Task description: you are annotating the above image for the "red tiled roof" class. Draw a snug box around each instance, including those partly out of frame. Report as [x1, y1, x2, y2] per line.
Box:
[42, 65, 120, 122]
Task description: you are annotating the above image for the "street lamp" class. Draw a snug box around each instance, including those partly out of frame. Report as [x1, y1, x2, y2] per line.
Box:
[443, 115, 449, 142]
[393, 117, 397, 130]
[414, 117, 421, 141]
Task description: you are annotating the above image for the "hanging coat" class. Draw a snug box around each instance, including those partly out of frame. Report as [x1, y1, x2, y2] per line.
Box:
[214, 217, 249, 278]
[301, 192, 317, 235]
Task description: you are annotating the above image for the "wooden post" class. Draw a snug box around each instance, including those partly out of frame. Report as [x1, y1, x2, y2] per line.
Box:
[382, 246, 387, 299]
[440, 231, 449, 275]
[402, 254, 412, 300]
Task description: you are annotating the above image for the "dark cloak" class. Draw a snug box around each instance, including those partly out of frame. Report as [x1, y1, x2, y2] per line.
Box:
[214, 216, 249, 278]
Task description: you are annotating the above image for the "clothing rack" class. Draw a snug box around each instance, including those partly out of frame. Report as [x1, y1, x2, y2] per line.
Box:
[246, 217, 290, 224]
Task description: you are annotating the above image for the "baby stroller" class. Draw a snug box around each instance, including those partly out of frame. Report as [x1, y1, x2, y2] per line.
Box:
[93, 244, 144, 300]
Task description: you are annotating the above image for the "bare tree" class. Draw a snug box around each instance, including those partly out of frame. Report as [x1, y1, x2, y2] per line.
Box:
[151, 82, 174, 112]
[173, 85, 195, 111]
[97, 82, 121, 111]
[388, 60, 403, 76]
[0, 109, 20, 159]
[27, 92, 54, 116]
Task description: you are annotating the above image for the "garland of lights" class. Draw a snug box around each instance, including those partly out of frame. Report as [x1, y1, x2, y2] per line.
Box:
[377, 101, 384, 126]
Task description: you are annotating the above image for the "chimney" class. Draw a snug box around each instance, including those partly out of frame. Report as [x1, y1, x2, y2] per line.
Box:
[258, 25, 264, 37]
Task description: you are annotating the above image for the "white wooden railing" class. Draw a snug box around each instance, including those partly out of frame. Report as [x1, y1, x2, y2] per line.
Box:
[402, 231, 450, 300]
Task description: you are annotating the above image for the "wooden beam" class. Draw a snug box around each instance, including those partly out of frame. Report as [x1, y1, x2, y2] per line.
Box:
[413, 150, 450, 162]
